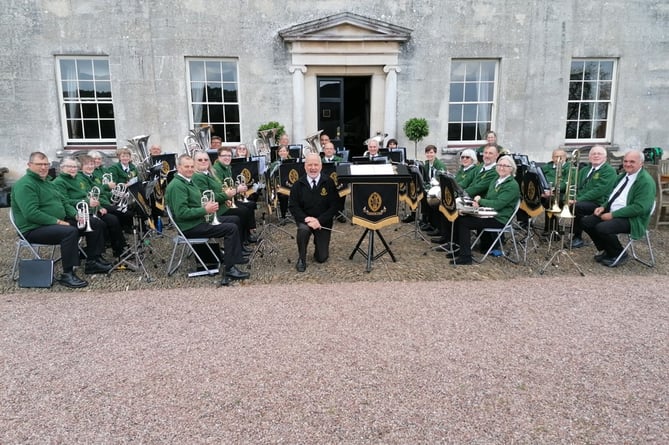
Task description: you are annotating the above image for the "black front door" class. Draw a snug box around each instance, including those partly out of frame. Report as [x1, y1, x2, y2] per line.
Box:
[318, 76, 370, 156]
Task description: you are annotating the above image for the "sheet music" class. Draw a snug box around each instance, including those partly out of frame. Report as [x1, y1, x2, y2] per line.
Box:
[350, 164, 395, 176]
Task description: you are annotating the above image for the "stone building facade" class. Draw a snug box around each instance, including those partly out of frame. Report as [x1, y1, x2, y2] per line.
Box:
[1, 0, 667, 179]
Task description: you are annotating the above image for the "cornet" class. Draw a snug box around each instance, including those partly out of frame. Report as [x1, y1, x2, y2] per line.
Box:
[201, 190, 221, 225]
[76, 201, 94, 232]
[88, 186, 101, 216]
[236, 174, 250, 203]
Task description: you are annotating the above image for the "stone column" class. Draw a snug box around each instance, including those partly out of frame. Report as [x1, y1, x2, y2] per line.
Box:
[383, 65, 400, 141]
[289, 65, 307, 142]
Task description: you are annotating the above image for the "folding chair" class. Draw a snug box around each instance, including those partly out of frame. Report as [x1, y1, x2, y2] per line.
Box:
[609, 230, 655, 268]
[471, 199, 522, 264]
[9, 208, 60, 281]
[165, 206, 220, 277]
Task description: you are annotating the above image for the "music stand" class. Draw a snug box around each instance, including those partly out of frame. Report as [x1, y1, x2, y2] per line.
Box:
[424, 174, 462, 259]
[109, 181, 158, 282]
[321, 162, 349, 223]
[390, 164, 430, 245]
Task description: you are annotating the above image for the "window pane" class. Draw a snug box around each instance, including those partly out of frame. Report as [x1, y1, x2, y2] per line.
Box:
[208, 104, 223, 122]
[565, 121, 577, 139]
[81, 103, 98, 118]
[464, 83, 478, 101]
[77, 59, 94, 81]
[477, 123, 490, 140]
[191, 82, 206, 102]
[582, 81, 597, 100]
[79, 81, 95, 98]
[93, 60, 110, 80]
[67, 119, 82, 138]
[225, 104, 239, 122]
[448, 123, 462, 140]
[584, 61, 599, 80]
[578, 121, 592, 139]
[465, 64, 480, 82]
[222, 61, 237, 82]
[598, 82, 611, 100]
[570, 61, 584, 80]
[478, 104, 491, 122]
[100, 120, 116, 138]
[568, 82, 582, 101]
[479, 62, 496, 82]
[62, 81, 78, 99]
[320, 80, 341, 98]
[225, 124, 240, 142]
[189, 61, 205, 82]
[96, 81, 112, 99]
[594, 121, 607, 138]
[595, 103, 608, 120]
[449, 82, 464, 102]
[480, 82, 494, 101]
[449, 104, 463, 120]
[83, 119, 100, 139]
[98, 103, 114, 119]
[205, 61, 222, 82]
[599, 61, 614, 81]
[566, 103, 579, 120]
[60, 60, 76, 80]
[463, 104, 478, 121]
[64, 103, 81, 119]
[462, 123, 477, 140]
[450, 63, 466, 81]
[207, 82, 222, 102]
[223, 84, 238, 102]
[579, 103, 593, 120]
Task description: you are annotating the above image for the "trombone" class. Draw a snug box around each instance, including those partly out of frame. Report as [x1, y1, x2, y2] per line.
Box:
[559, 149, 581, 219]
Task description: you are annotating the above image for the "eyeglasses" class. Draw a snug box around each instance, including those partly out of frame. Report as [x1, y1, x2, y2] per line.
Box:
[218, 154, 232, 158]
[196, 159, 209, 162]
[30, 162, 50, 167]
[496, 164, 513, 168]
[460, 156, 471, 159]
[61, 165, 78, 168]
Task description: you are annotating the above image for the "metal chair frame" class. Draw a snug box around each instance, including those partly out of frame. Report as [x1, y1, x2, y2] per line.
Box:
[470, 199, 522, 264]
[610, 230, 655, 268]
[165, 206, 220, 277]
[9, 208, 60, 281]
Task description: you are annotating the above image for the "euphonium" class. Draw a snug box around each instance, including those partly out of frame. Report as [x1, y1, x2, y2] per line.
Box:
[547, 156, 564, 215]
[201, 190, 221, 225]
[559, 149, 580, 219]
[76, 201, 93, 232]
[303, 130, 324, 157]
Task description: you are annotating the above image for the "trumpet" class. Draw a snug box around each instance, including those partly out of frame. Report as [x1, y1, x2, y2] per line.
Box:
[76, 201, 94, 232]
[201, 190, 221, 225]
[222, 177, 237, 208]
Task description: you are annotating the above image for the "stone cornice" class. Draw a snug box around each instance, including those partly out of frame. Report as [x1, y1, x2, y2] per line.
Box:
[278, 12, 412, 42]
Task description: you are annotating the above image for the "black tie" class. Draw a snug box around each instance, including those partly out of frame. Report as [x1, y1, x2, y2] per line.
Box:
[604, 176, 629, 212]
[311, 179, 317, 189]
[583, 167, 594, 184]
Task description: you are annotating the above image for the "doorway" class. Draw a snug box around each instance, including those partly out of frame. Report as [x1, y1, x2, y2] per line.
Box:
[317, 76, 370, 156]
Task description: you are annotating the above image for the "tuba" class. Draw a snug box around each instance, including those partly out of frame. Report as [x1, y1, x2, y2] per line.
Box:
[253, 128, 279, 161]
[76, 201, 93, 232]
[363, 131, 388, 147]
[201, 190, 221, 225]
[184, 125, 211, 156]
[303, 130, 324, 157]
[128, 135, 151, 181]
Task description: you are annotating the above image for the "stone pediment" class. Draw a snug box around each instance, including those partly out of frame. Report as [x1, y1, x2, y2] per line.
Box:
[279, 12, 412, 42]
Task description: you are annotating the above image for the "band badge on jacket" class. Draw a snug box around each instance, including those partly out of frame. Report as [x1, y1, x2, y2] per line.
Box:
[320, 187, 327, 196]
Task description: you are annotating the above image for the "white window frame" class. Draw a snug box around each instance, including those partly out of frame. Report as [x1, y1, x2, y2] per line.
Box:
[448, 59, 499, 144]
[55, 56, 116, 145]
[186, 58, 242, 144]
[565, 58, 617, 143]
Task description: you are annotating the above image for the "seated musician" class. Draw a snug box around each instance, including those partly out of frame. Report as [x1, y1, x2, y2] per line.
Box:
[569, 145, 617, 248]
[386, 138, 398, 149]
[52, 157, 114, 274]
[365, 139, 383, 160]
[88, 149, 135, 233]
[234, 143, 250, 161]
[475, 131, 505, 162]
[191, 150, 257, 245]
[149, 144, 162, 157]
[455, 149, 479, 190]
[268, 145, 292, 221]
[288, 153, 341, 272]
[77, 155, 128, 259]
[319, 133, 331, 149]
[540, 148, 569, 236]
[165, 154, 250, 283]
[321, 141, 347, 222]
[10, 152, 90, 288]
[582, 150, 655, 267]
[403, 144, 445, 225]
[106, 146, 139, 186]
[450, 155, 520, 265]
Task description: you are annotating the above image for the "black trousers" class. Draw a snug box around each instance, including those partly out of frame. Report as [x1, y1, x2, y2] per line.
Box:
[573, 201, 598, 238]
[456, 215, 504, 259]
[24, 224, 80, 272]
[66, 217, 107, 259]
[99, 212, 126, 256]
[582, 215, 629, 257]
[183, 222, 243, 268]
[296, 222, 332, 263]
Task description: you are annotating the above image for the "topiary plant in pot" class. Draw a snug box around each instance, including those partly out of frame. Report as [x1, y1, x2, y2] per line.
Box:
[403, 117, 429, 160]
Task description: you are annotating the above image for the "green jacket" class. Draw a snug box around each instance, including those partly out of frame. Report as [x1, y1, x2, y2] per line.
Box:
[11, 169, 76, 233]
[455, 165, 478, 190]
[165, 174, 208, 232]
[541, 161, 569, 193]
[107, 162, 139, 184]
[422, 158, 447, 181]
[212, 160, 232, 182]
[191, 171, 231, 214]
[610, 169, 656, 239]
[576, 163, 616, 205]
[52, 172, 91, 208]
[478, 175, 521, 224]
[465, 165, 499, 198]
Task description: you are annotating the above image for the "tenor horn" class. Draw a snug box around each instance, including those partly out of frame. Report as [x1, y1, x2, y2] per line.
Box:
[201, 190, 221, 225]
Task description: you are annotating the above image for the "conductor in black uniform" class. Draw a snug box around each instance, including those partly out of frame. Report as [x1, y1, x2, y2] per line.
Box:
[288, 153, 341, 272]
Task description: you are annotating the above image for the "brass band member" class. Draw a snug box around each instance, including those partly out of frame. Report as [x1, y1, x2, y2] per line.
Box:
[403, 144, 446, 225]
[165, 154, 250, 283]
[268, 145, 292, 222]
[288, 153, 341, 272]
[451, 155, 521, 265]
[540, 148, 569, 236]
[107, 146, 139, 185]
[52, 157, 114, 274]
[569, 145, 617, 248]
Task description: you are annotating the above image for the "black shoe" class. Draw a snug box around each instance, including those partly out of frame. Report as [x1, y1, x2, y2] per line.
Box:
[594, 252, 607, 263]
[296, 258, 306, 272]
[279, 218, 288, 226]
[337, 214, 347, 223]
[219, 275, 231, 286]
[241, 246, 253, 255]
[426, 229, 441, 237]
[246, 234, 259, 243]
[85, 260, 113, 274]
[601, 252, 629, 267]
[237, 256, 250, 265]
[419, 223, 433, 231]
[225, 265, 250, 280]
[57, 272, 88, 288]
[570, 237, 585, 248]
[95, 256, 112, 267]
[450, 256, 473, 265]
[431, 236, 449, 244]
[402, 214, 415, 223]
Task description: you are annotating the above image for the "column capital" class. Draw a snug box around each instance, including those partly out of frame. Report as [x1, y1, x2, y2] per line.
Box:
[289, 65, 307, 74]
[383, 65, 401, 74]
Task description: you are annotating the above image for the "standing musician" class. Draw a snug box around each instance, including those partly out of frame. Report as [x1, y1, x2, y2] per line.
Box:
[582, 150, 655, 266]
[541, 148, 569, 236]
[191, 150, 257, 245]
[51, 157, 114, 274]
[11, 152, 92, 288]
[165, 154, 250, 283]
[288, 153, 341, 272]
[267, 144, 292, 222]
[451, 155, 521, 265]
[569, 145, 617, 248]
